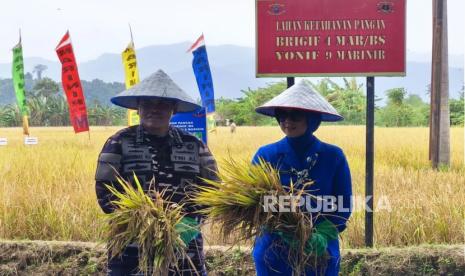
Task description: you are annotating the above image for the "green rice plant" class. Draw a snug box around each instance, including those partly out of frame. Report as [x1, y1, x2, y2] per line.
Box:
[102, 174, 197, 276]
[195, 157, 328, 274]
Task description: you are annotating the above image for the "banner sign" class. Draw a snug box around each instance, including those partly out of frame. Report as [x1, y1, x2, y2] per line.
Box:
[24, 136, 39, 145]
[122, 41, 140, 126]
[55, 31, 89, 133]
[12, 39, 30, 135]
[170, 108, 207, 144]
[0, 138, 7, 146]
[256, 0, 406, 76]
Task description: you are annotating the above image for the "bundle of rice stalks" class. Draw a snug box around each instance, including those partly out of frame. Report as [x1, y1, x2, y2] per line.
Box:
[103, 174, 197, 276]
[195, 157, 327, 274]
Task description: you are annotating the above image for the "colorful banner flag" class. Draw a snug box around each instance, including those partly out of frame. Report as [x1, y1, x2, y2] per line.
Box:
[171, 107, 207, 144]
[55, 31, 89, 133]
[122, 40, 140, 126]
[188, 34, 216, 132]
[12, 37, 30, 135]
[188, 34, 215, 114]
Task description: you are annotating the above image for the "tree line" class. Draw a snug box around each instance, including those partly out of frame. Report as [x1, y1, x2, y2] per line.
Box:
[0, 77, 126, 127]
[217, 78, 464, 127]
[0, 77, 463, 127]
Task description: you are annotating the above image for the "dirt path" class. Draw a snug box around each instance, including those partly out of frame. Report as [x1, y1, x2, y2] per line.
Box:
[0, 240, 464, 275]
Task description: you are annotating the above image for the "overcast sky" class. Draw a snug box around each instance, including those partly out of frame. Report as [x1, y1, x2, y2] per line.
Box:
[0, 0, 463, 63]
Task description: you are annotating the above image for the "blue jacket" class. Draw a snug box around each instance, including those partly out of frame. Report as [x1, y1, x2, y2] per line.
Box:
[252, 135, 352, 276]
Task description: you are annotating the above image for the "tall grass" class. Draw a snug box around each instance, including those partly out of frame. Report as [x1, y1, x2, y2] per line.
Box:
[0, 126, 464, 248]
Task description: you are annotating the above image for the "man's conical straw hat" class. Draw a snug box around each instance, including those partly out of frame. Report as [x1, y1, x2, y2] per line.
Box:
[111, 69, 201, 112]
[255, 80, 343, 122]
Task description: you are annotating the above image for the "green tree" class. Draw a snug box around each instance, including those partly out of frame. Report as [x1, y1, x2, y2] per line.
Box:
[308, 78, 334, 97]
[386, 87, 407, 105]
[405, 94, 429, 126]
[32, 64, 48, 80]
[378, 88, 420, 127]
[1, 78, 128, 127]
[25, 78, 68, 126]
[88, 102, 126, 126]
[32, 77, 60, 97]
[449, 87, 464, 126]
[216, 82, 285, 126]
[0, 104, 21, 127]
[309, 78, 366, 124]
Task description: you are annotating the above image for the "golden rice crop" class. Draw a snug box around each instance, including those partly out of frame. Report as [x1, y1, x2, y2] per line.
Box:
[103, 174, 195, 275]
[0, 126, 463, 249]
[195, 157, 327, 274]
[195, 157, 284, 241]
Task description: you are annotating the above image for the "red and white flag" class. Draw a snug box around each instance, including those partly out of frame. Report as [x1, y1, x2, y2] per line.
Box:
[186, 34, 205, 53]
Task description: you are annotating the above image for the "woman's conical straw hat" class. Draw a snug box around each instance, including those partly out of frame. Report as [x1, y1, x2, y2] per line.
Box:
[255, 80, 343, 122]
[111, 69, 201, 112]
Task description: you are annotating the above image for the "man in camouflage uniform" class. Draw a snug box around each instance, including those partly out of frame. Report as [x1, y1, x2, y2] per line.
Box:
[95, 70, 218, 276]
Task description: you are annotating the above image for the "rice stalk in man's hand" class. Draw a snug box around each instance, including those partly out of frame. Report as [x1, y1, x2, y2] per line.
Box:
[102, 174, 195, 276]
[194, 157, 330, 273]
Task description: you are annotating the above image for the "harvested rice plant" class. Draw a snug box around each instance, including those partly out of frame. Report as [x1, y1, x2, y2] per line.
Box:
[0, 126, 464, 251]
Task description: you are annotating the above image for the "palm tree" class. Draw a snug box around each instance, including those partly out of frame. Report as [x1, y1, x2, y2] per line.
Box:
[0, 105, 21, 127]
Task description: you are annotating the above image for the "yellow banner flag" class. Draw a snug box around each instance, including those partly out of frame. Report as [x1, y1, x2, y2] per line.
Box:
[122, 41, 140, 126]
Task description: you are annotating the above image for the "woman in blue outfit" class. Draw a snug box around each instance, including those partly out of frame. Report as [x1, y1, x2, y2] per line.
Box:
[251, 80, 353, 276]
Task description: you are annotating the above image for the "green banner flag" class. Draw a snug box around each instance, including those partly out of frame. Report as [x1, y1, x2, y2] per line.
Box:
[12, 42, 28, 116]
[12, 38, 30, 135]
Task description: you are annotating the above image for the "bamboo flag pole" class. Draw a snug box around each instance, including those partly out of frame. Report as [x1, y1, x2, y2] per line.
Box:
[129, 23, 134, 44]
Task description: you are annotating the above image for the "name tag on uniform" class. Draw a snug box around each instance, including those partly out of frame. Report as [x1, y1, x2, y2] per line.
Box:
[171, 142, 199, 164]
[171, 154, 199, 163]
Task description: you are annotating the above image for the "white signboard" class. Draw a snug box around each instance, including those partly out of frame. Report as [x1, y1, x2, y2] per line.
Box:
[24, 136, 39, 145]
[0, 138, 7, 146]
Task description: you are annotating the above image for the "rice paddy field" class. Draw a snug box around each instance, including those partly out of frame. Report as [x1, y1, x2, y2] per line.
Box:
[0, 126, 464, 250]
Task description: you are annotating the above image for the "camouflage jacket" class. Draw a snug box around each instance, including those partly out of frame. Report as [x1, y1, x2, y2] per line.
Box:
[95, 125, 218, 217]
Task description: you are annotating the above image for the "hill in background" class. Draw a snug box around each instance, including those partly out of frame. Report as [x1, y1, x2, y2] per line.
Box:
[0, 43, 463, 105]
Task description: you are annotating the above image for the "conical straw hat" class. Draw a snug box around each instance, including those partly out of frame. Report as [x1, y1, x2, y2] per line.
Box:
[111, 69, 200, 112]
[255, 80, 343, 122]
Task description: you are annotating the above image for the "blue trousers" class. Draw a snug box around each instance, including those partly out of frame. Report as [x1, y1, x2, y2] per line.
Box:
[252, 235, 340, 276]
